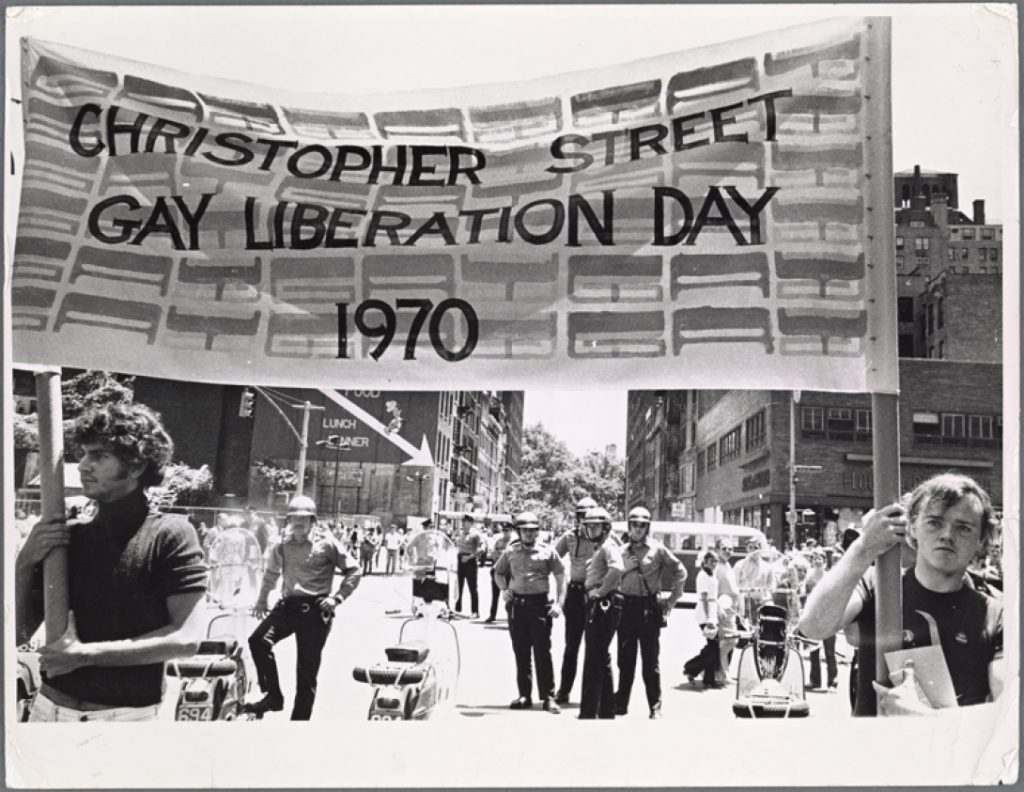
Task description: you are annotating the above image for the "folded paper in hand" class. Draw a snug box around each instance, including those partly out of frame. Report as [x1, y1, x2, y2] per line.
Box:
[885, 646, 957, 709]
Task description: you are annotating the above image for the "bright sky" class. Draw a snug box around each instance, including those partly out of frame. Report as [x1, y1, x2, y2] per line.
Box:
[5, 3, 1016, 459]
[523, 390, 627, 457]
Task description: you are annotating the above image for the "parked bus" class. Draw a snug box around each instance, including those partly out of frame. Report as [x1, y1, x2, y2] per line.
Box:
[612, 521, 767, 606]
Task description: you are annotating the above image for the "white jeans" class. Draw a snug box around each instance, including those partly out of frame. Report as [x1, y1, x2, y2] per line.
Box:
[28, 691, 161, 722]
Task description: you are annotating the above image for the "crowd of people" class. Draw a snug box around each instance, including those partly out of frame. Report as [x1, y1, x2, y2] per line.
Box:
[12, 399, 1006, 723]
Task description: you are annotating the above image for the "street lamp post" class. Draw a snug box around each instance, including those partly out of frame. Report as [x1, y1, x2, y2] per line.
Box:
[405, 470, 430, 515]
[315, 435, 350, 519]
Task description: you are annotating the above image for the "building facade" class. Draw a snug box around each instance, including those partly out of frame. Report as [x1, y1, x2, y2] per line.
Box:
[625, 166, 1005, 546]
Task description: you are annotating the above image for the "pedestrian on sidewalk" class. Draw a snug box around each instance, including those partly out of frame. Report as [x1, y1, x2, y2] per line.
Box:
[384, 525, 402, 576]
[684, 551, 723, 688]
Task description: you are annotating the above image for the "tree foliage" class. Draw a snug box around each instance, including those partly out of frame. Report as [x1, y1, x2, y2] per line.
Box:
[148, 463, 214, 509]
[253, 459, 299, 493]
[506, 422, 625, 530]
[18, 370, 212, 507]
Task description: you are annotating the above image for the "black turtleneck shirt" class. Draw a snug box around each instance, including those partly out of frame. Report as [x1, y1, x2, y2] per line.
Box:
[39, 488, 207, 707]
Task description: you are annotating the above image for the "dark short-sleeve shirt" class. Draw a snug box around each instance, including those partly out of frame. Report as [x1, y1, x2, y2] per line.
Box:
[852, 569, 1002, 716]
[43, 491, 207, 707]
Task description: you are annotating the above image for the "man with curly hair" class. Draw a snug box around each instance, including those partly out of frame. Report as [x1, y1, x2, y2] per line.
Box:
[16, 402, 208, 722]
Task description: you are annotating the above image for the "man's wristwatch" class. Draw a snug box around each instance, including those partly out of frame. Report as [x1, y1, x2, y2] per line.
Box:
[332, 594, 344, 605]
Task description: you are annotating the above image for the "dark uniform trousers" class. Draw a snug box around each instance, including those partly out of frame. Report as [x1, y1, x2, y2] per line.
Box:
[557, 582, 587, 697]
[579, 593, 623, 718]
[615, 595, 663, 713]
[808, 634, 838, 688]
[455, 555, 479, 614]
[509, 593, 556, 701]
[249, 596, 333, 720]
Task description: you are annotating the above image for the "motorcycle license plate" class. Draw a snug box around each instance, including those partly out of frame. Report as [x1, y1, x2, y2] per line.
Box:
[178, 706, 211, 721]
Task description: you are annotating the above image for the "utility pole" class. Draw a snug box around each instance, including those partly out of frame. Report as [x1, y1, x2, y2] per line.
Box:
[293, 400, 324, 497]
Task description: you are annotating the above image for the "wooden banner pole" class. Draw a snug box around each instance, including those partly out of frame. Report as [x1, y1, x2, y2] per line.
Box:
[34, 370, 69, 642]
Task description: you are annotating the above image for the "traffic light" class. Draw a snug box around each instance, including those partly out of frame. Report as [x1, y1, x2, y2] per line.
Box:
[239, 388, 255, 418]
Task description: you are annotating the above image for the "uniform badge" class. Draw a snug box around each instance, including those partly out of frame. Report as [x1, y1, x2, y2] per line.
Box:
[955, 631, 968, 644]
[902, 629, 915, 645]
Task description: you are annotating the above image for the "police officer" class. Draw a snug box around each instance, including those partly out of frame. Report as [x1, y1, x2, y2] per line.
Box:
[615, 506, 686, 719]
[485, 522, 515, 623]
[552, 494, 599, 704]
[577, 507, 624, 719]
[246, 496, 362, 720]
[493, 511, 566, 714]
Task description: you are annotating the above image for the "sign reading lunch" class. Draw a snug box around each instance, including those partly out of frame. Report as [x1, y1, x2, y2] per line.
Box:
[11, 18, 896, 391]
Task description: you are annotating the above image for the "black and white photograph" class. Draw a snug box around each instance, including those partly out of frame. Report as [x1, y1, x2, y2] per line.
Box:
[3, 3, 1018, 787]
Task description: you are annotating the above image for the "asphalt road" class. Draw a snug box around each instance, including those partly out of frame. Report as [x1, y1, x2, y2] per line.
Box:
[164, 567, 856, 724]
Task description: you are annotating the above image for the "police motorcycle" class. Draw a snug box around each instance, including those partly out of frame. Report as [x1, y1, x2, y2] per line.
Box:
[732, 602, 811, 718]
[352, 530, 461, 721]
[168, 515, 265, 721]
[167, 612, 252, 721]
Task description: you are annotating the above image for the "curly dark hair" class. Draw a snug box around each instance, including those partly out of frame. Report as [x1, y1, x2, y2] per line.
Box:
[907, 472, 997, 547]
[71, 402, 174, 488]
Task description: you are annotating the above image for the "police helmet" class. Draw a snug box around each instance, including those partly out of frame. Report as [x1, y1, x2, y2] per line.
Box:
[287, 495, 317, 517]
[514, 511, 540, 529]
[582, 506, 612, 539]
[627, 506, 652, 540]
[627, 506, 652, 524]
[575, 495, 598, 520]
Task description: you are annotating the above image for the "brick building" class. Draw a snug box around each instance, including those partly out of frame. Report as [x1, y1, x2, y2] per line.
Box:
[625, 166, 1005, 545]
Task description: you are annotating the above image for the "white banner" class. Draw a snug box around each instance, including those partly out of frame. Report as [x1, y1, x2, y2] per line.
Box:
[11, 17, 896, 392]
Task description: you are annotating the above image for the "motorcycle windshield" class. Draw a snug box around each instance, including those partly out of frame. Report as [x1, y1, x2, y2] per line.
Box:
[405, 530, 457, 574]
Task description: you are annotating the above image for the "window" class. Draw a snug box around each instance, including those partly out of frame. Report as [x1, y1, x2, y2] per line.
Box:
[937, 340, 944, 358]
[942, 413, 965, 440]
[914, 237, 930, 252]
[801, 406, 825, 438]
[720, 426, 741, 463]
[895, 235, 905, 250]
[928, 345, 934, 358]
[961, 228, 975, 240]
[969, 415, 994, 444]
[990, 248, 999, 262]
[910, 220, 925, 228]
[927, 303, 934, 334]
[947, 248, 956, 261]
[706, 444, 717, 471]
[898, 333, 915, 357]
[937, 297, 944, 328]
[960, 248, 969, 260]
[745, 410, 766, 452]
[897, 297, 914, 322]
[855, 408, 873, 441]
[980, 267, 988, 274]
[913, 411, 940, 443]
[980, 248, 988, 262]
[982, 228, 994, 240]
[896, 255, 905, 270]
[697, 449, 706, 475]
[827, 407, 854, 440]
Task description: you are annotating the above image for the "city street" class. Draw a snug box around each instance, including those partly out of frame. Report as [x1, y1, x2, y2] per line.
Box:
[167, 567, 855, 724]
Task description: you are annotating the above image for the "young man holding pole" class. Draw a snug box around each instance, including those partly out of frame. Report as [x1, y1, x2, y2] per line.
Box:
[799, 473, 1004, 716]
[15, 402, 208, 722]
